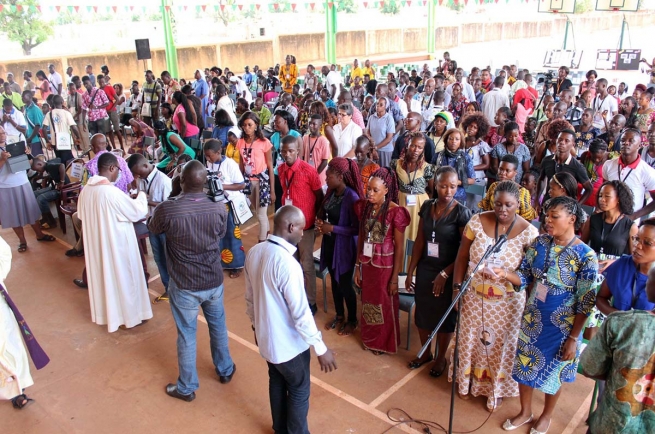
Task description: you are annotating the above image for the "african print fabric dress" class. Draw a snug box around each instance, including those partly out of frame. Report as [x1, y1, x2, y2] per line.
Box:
[513, 235, 599, 395]
[355, 201, 411, 354]
[219, 203, 246, 270]
[391, 158, 434, 246]
[448, 214, 539, 402]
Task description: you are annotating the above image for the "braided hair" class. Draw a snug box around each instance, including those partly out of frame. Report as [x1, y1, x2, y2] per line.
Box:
[360, 167, 399, 232]
[543, 196, 587, 230]
[494, 180, 520, 203]
[400, 132, 426, 169]
[320, 157, 364, 212]
[551, 172, 579, 199]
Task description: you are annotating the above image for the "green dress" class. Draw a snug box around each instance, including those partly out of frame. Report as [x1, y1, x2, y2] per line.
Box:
[156, 132, 197, 170]
[580, 310, 655, 433]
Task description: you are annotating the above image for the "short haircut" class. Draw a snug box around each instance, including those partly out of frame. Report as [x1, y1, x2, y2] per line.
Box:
[97, 152, 118, 170]
[203, 138, 222, 152]
[337, 103, 353, 116]
[500, 154, 520, 169]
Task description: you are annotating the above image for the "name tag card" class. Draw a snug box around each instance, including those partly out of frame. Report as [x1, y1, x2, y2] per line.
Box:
[363, 242, 373, 257]
[406, 194, 417, 207]
[427, 242, 439, 258]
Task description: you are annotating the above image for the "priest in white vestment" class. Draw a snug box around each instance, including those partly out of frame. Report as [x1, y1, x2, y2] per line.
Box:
[0, 236, 34, 403]
[78, 153, 152, 332]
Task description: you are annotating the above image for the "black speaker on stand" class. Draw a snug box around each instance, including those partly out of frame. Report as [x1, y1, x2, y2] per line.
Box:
[135, 39, 151, 73]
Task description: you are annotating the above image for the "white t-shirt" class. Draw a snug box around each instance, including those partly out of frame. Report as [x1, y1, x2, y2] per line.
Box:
[207, 157, 245, 204]
[139, 168, 172, 216]
[467, 141, 492, 180]
[592, 94, 619, 130]
[333, 121, 363, 157]
[1, 109, 26, 141]
[48, 72, 64, 96]
[233, 78, 252, 104]
[42, 108, 76, 141]
[324, 71, 342, 102]
[602, 156, 655, 211]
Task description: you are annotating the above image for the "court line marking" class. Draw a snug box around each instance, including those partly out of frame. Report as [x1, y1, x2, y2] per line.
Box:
[560, 387, 595, 434]
[369, 365, 428, 408]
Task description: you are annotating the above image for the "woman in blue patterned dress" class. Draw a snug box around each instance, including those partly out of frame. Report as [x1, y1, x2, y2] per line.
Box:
[488, 196, 598, 434]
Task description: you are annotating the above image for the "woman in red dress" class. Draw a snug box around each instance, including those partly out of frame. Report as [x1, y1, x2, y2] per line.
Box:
[354, 168, 410, 354]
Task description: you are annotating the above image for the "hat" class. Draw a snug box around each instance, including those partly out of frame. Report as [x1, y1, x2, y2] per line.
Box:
[434, 111, 453, 124]
[228, 126, 242, 139]
[229, 76, 238, 83]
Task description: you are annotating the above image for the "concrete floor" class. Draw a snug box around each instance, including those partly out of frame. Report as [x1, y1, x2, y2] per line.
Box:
[1, 216, 594, 434]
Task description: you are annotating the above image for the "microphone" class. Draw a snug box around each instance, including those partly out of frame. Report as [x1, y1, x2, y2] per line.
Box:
[490, 234, 508, 255]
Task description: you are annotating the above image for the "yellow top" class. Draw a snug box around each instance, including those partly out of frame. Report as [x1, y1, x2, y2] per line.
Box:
[478, 182, 536, 221]
[362, 66, 376, 79]
[279, 64, 298, 93]
[351, 67, 364, 80]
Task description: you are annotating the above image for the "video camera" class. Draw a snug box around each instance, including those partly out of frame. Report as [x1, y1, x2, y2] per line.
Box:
[206, 170, 226, 202]
[538, 71, 554, 89]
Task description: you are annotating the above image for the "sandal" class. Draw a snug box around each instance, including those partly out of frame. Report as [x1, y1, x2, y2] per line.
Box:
[502, 414, 534, 431]
[40, 222, 56, 230]
[11, 394, 34, 410]
[17, 243, 27, 253]
[407, 354, 433, 370]
[338, 320, 358, 336]
[325, 316, 345, 331]
[429, 359, 448, 377]
[229, 269, 242, 279]
[369, 350, 384, 356]
[153, 293, 169, 304]
[36, 235, 56, 242]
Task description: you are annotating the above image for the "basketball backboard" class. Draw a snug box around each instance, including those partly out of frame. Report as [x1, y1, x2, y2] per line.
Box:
[595, 0, 639, 12]
[538, 0, 577, 14]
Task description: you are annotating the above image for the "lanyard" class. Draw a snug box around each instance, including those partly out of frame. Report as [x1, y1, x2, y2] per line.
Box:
[599, 214, 623, 253]
[285, 170, 296, 195]
[494, 215, 517, 241]
[267, 239, 286, 250]
[407, 161, 420, 186]
[541, 236, 577, 278]
[430, 198, 455, 241]
[146, 170, 160, 196]
[618, 165, 634, 184]
[308, 136, 319, 158]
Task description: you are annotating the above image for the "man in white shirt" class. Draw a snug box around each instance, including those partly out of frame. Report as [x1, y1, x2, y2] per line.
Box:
[446, 68, 475, 103]
[1, 98, 27, 142]
[47, 64, 63, 96]
[229, 76, 252, 105]
[592, 78, 619, 131]
[128, 154, 172, 302]
[245, 206, 337, 434]
[482, 76, 510, 127]
[321, 65, 342, 103]
[602, 128, 655, 219]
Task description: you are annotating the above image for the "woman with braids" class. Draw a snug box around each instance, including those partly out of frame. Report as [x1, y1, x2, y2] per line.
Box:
[579, 138, 609, 207]
[316, 157, 364, 337]
[171, 91, 199, 145]
[433, 128, 475, 205]
[354, 168, 410, 355]
[451, 180, 538, 412]
[405, 166, 472, 376]
[236, 111, 275, 242]
[499, 196, 598, 434]
[354, 136, 379, 195]
[391, 133, 435, 245]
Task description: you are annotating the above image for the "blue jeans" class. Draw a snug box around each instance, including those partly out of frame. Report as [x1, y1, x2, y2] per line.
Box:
[148, 232, 169, 290]
[168, 280, 234, 395]
[267, 349, 311, 434]
[34, 187, 60, 214]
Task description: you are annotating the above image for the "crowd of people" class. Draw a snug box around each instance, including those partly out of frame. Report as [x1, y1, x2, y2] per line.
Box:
[2, 52, 655, 434]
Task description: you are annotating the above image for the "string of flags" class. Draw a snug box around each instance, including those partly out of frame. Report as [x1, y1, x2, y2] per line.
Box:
[0, 0, 532, 15]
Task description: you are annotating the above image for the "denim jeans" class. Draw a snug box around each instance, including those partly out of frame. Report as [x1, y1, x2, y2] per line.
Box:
[34, 187, 60, 214]
[168, 280, 235, 395]
[267, 349, 311, 434]
[148, 232, 169, 290]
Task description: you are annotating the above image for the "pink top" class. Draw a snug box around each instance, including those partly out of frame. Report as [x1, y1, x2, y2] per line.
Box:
[237, 137, 273, 178]
[173, 104, 199, 138]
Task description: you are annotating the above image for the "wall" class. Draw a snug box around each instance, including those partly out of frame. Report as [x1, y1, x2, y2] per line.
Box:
[2, 11, 654, 88]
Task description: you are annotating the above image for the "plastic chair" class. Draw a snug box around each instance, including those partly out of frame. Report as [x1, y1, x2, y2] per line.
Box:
[399, 239, 416, 350]
[465, 183, 485, 197]
[58, 182, 82, 237]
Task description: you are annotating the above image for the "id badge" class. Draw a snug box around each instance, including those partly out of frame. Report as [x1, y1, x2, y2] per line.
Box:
[363, 242, 373, 258]
[308, 159, 315, 168]
[406, 194, 417, 207]
[285, 198, 293, 206]
[427, 242, 439, 258]
[535, 281, 548, 303]
[487, 258, 503, 268]
[245, 164, 253, 175]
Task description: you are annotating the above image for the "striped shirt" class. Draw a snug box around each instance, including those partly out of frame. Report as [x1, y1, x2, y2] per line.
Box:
[148, 192, 227, 290]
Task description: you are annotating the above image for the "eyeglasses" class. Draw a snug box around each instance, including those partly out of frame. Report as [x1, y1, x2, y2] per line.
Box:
[632, 236, 655, 248]
[337, 112, 350, 117]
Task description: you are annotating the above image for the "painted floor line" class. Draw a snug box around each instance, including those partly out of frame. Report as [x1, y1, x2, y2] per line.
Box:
[369, 365, 428, 408]
[561, 387, 595, 434]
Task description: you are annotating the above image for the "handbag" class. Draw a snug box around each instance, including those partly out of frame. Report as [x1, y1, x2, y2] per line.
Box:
[229, 193, 253, 225]
[49, 111, 72, 151]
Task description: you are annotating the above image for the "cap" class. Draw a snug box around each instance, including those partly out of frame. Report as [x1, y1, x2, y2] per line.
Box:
[434, 111, 453, 124]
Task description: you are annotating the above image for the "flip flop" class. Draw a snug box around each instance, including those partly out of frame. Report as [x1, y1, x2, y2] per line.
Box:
[36, 235, 56, 242]
[153, 293, 169, 304]
[17, 243, 27, 253]
[11, 394, 34, 410]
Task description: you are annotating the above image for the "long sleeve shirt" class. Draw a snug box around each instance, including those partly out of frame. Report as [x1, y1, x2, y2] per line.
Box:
[245, 235, 327, 364]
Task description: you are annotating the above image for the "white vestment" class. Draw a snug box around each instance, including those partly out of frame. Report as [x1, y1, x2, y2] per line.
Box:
[78, 176, 152, 333]
[0, 236, 34, 400]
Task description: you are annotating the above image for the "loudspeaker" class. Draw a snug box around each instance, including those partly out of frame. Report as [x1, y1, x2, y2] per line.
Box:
[259, 28, 265, 36]
[135, 39, 151, 60]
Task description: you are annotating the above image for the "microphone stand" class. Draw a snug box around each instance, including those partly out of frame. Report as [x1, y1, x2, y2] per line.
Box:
[417, 236, 506, 434]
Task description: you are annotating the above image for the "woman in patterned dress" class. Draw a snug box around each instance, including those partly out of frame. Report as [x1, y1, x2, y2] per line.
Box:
[635, 91, 655, 146]
[450, 181, 539, 411]
[447, 83, 468, 126]
[391, 133, 434, 245]
[574, 109, 601, 157]
[354, 168, 410, 355]
[498, 196, 598, 434]
[355, 136, 380, 196]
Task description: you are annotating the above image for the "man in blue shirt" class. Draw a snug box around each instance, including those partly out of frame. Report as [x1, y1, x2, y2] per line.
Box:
[22, 90, 44, 155]
[192, 69, 209, 125]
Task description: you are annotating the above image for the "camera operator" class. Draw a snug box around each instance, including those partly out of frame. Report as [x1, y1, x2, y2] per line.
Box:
[552, 66, 573, 97]
[148, 160, 236, 401]
[204, 139, 247, 278]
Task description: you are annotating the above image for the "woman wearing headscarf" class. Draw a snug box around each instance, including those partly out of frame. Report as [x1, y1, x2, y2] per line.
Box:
[316, 157, 364, 337]
[354, 168, 411, 354]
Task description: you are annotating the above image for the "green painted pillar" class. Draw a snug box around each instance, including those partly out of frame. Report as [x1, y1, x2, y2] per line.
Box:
[325, 1, 337, 64]
[161, 0, 179, 78]
[427, 0, 436, 56]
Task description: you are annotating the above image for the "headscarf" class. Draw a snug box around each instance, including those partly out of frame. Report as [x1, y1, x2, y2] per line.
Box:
[228, 126, 242, 139]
